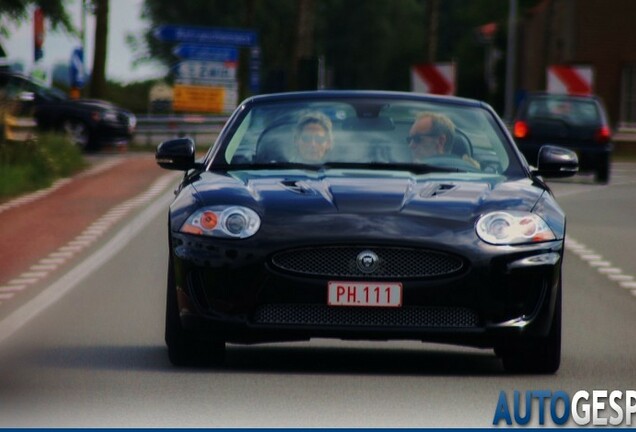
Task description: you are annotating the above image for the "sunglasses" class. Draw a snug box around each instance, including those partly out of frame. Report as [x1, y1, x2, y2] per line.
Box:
[406, 133, 439, 145]
[300, 134, 329, 145]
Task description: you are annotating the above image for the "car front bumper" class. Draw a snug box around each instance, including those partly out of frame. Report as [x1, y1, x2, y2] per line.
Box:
[170, 232, 564, 348]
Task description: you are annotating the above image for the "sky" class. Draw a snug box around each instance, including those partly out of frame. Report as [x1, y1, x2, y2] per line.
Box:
[1, 0, 167, 84]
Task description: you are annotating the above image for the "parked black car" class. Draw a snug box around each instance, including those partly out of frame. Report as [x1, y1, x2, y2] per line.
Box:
[513, 92, 612, 183]
[156, 90, 579, 373]
[0, 70, 136, 151]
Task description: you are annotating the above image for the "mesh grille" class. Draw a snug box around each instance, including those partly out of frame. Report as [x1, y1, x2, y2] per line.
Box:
[271, 246, 464, 278]
[253, 304, 479, 328]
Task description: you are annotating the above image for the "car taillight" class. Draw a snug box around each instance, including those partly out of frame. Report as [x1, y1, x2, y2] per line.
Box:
[594, 126, 611, 143]
[513, 121, 529, 139]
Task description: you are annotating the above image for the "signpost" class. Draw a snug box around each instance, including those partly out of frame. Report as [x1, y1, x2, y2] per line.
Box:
[175, 60, 237, 82]
[154, 25, 257, 47]
[172, 44, 238, 62]
[154, 25, 259, 113]
[33, 7, 45, 62]
[547, 65, 594, 95]
[411, 63, 456, 95]
[69, 47, 85, 99]
[172, 84, 225, 113]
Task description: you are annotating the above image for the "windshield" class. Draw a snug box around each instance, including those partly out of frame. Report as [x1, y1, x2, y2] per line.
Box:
[214, 96, 524, 177]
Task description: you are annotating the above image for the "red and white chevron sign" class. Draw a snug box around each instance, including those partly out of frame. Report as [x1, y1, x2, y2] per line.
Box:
[411, 63, 456, 95]
[547, 65, 594, 95]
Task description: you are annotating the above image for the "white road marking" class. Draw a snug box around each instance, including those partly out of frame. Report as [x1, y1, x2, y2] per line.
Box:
[0, 173, 178, 344]
[40, 258, 67, 265]
[608, 274, 633, 282]
[8, 278, 40, 285]
[598, 267, 622, 274]
[30, 264, 57, 271]
[0, 285, 26, 292]
[566, 236, 636, 298]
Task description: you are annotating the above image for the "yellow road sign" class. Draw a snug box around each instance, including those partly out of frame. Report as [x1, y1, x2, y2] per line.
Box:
[173, 84, 225, 113]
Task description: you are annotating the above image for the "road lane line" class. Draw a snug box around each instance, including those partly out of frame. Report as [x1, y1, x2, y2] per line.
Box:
[0, 173, 178, 345]
[566, 236, 636, 298]
[0, 285, 26, 292]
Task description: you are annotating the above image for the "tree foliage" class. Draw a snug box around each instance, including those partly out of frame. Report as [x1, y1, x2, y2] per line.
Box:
[0, 0, 74, 36]
[137, 0, 541, 112]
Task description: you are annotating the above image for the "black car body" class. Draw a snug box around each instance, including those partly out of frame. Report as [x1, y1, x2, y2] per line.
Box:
[513, 92, 612, 183]
[156, 91, 578, 373]
[0, 70, 136, 150]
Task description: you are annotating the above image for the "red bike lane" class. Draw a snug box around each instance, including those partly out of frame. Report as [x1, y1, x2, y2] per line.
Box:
[0, 153, 169, 307]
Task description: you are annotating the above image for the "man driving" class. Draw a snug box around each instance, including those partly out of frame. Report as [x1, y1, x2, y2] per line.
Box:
[406, 112, 454, 162]
[407, 111, 479, 169]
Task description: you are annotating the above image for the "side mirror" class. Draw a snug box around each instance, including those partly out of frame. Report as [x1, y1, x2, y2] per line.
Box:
[156, 137, 197, 171]
[534, 145, 579, 178]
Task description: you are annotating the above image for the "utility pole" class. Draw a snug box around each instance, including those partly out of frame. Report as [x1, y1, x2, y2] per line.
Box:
[504, 0, 518, 121]
[425, 0, 439, 62]
[90, 0, 109, 99]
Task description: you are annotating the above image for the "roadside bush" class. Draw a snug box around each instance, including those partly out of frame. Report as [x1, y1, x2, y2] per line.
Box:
[0, 133, 87, 201]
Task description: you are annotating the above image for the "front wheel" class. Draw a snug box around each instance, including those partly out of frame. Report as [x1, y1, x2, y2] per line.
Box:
[165, 256, 225, 367]
[498, 283, 562, 374]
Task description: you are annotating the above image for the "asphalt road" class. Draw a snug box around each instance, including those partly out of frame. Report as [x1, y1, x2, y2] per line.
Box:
[0, 163, 635, 427]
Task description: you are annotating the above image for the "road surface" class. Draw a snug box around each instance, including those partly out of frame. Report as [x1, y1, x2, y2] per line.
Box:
[0, 160, 634, 427]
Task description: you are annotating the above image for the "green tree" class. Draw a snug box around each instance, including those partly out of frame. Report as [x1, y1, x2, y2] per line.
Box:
[317, 0, 426, 91]
[0, 0, 73, 35]
[139, 0, 426, 93]
[136, 0, 543, 112]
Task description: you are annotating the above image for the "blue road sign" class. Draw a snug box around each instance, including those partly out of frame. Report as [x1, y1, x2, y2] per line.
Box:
[69, 47, 85, 88]
[173, 44, 238, 62]
[153, 25, 258, 47]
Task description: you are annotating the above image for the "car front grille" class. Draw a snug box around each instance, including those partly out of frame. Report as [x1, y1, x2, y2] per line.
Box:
[252, 304, 479, 328]
[270, 246, 465, 278]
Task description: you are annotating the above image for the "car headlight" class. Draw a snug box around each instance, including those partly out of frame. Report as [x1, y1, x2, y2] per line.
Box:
[475, 211, 556, 245]
[180, 206, 261, 239]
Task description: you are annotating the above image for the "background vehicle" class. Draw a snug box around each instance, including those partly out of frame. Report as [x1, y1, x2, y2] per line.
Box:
[0, 70, 136, 151]
[513, 92, 612, 183]
[156, 90, 579, 374]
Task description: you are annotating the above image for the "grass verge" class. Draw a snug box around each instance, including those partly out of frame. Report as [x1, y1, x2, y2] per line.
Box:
[0, 133, 87, 202]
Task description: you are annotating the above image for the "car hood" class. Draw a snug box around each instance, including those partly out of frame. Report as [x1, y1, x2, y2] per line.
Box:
[181, 169, 563, 244]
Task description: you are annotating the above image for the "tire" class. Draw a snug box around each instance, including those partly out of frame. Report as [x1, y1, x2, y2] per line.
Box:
[498, 283, 562, 374]
[165, 256, 225, 367]
[62, 119, 92, 151]
[595, 159, 610, 184]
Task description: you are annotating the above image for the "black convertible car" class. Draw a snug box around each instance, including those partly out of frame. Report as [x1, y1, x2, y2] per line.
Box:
[156, 91, 578, 373]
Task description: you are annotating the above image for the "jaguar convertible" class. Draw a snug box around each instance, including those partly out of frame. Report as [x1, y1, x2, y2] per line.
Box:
[155, 90, 578, 373]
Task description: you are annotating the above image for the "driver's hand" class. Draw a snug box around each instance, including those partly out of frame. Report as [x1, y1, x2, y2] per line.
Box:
[462, 154, 481, 169]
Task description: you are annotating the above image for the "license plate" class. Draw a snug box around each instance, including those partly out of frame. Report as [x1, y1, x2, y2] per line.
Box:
[327, 281, 402, 307]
